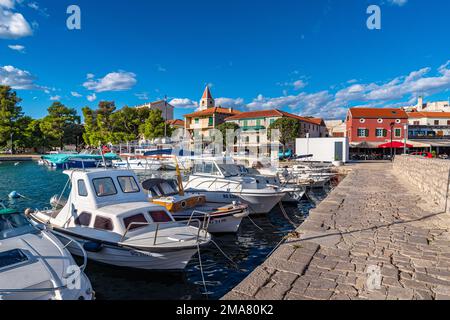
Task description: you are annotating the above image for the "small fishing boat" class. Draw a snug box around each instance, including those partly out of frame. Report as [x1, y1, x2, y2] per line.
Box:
[28, 168, 211, 270]
[183, 160, 287, 214]
[142, 178, 249, 233]
[112, 154, 162, 171]
[41, 151, 120, 169]
[0, 206, 93, 300]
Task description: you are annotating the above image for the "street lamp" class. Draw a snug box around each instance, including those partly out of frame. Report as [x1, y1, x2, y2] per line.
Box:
[390, 122, 395, 160]
[10, 132, 13, 155]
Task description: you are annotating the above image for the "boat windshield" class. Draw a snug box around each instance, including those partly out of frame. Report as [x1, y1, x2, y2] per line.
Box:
[0, 212, 38, 240]
[217, 164, 241, 177]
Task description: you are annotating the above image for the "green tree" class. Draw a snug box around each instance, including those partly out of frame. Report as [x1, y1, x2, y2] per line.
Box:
[217, 122, 240, 149]
[40, 102, 80, 149]
[0, 85, 24, 153]
[110, 106, 150, 143]
[142, 109, 171, 140]
[269, 117, 303, 155]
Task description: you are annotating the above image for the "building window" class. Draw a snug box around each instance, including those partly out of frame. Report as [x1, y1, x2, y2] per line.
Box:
[395, 128, 402, 138]
[208, 117, 213, 127]
[256, 119, 261, 127]
[195, 118, 199, 124]
[414, 121, 420, 125]
[376, 129, 384, 137]
[357, 128, 368, 137]
[447, 120, 450, 126]
[359, 118, 366, 124]
[434, 120, 440, 126]
[269, 119, 275, 126]
[377, 118, 383, 124]
[256, 135, 260, 144]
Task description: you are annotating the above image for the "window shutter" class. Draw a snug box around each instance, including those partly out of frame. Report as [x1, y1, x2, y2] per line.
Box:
[383, 129, 387, 137]
[365, 129, 369, 137]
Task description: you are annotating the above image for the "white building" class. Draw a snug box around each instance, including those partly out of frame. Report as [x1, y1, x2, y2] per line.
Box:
[295, 137, 349, 163]
[403, 97, 450, 113]
[325, 120, 346, 137]
[134, 100, 174, 120]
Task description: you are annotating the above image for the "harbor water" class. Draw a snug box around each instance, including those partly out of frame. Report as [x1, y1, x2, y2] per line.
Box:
[0, 161, 328, 300]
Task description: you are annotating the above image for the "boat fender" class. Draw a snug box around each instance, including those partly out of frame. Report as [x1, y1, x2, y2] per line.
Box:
[8, 191, 21, 199]
[24, 208, 35, 216]
[83, 241, 103, 253]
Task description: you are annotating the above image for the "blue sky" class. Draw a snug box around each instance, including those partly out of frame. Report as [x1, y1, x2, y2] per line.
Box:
[1, 0, 449, 120]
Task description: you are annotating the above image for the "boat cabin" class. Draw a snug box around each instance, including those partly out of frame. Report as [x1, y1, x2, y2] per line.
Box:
[46, 169, 175, 237]
[192, 160, 243, 178]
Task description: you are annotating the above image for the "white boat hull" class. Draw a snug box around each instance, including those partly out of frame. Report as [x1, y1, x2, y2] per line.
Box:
[185, 190, 284, 214]
[55, 232, 197, 271]
[173, 212, 246, 233]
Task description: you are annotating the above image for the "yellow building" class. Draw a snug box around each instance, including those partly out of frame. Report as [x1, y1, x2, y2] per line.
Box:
[184, 86, 241, 142]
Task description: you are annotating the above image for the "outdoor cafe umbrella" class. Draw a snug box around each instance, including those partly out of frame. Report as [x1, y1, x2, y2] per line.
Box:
[378, 141, 413, 149]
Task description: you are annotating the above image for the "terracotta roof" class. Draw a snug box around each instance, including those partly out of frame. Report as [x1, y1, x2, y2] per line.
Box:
[407, 112, 450, 119]
[202, 86, 213, 100]
[225, 109, 324, 126]
[166, 119, 185, 126]
[349, 108, 408, 119]
[184, 107, 241, 118]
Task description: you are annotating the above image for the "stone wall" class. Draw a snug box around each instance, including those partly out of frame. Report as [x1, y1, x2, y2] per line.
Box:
[393, 155, 450, 212]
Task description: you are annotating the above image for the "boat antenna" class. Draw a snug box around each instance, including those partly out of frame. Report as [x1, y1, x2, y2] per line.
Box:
[175, 156, 185, 196]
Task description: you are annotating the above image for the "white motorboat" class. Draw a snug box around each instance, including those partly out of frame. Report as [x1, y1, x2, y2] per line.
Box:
[29, 169, 211, 271]
[183, 160, 286, 214]
[113, 154, 162, 171]
[0, 207, 93, 300]
[142, 178, 249, 233]
[236, 165, 306, 203]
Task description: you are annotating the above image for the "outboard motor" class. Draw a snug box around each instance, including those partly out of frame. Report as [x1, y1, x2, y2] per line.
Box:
[50, 195, 67, 209]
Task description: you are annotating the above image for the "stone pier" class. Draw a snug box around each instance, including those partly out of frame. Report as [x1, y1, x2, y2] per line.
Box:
[223, 158, 450, 300]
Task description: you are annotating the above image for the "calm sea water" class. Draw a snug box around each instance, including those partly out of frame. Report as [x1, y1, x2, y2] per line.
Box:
[0, 161, 326, 300]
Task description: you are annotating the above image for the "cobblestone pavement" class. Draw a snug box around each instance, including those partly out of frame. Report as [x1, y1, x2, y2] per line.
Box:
[223, 162, 450, 300]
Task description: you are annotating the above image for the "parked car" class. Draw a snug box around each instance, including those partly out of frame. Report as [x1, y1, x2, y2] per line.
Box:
[410, 152, 433, 158]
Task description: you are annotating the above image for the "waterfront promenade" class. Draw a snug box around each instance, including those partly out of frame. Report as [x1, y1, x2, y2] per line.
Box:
[223, 161, 450, 300]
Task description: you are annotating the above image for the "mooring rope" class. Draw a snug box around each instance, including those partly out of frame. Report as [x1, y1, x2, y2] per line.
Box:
[210, 239, 240, 270]
[196, 243, 208, 299]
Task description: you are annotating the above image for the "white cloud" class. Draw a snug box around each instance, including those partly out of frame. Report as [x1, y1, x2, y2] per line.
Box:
[87, 93, 97, 102]
[27, 2, 49, 17]
[215, 97, 245, 109]
[292, 80, 307, 90]
[245, 60, 450, 119]
[50, 95, 61, 101]
[135, 92, 149, 100]
[278, 79, 308, 91]
[0, 0, 15, 9]
[86, 73, 95, 79]
[169, 98, 198, 109]
[83, 71, 137, 92]
[8, 44, 25, 52]
[156, 64, 166, 72]
[387, 0, 408, 6]
[0, 3, 33, 39]
[71, 91, 82, 98]
[0, 65, 40, 89]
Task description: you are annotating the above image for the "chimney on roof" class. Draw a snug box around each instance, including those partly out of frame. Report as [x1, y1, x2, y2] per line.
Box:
[417, 96, 424, 111]
[199, 85, 215, 111]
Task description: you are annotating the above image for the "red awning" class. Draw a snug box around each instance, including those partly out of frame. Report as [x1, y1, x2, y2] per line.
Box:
[378, 141, 413, 149]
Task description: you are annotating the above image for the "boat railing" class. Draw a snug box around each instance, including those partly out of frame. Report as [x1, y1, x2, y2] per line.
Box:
[187, 210, 212, 231]
[184, 176, 241, 192]
[120, 218, 209, 245]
